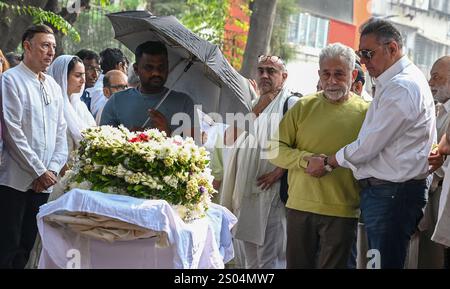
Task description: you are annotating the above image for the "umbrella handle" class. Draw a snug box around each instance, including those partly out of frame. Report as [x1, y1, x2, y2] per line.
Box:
[141, 60, 194, 128]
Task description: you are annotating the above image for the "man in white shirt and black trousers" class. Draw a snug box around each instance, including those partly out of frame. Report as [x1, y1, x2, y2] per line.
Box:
[0, 24, 68, 268]
[307, 18, 444, 268]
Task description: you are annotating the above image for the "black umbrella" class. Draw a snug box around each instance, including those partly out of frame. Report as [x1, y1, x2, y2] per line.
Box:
[107, 10, 253, 123]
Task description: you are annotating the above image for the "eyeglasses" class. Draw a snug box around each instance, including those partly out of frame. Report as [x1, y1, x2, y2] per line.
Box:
[258, 55, 285, 65]
[108, 84, 128, 90]
[356, 42, 391, 61]
[39, 80, 51, 105]
[86, 65, 102, 74]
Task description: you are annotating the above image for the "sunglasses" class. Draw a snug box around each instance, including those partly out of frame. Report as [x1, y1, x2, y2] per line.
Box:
[356, 42, 391, 61]
[258, 54, 285, 65]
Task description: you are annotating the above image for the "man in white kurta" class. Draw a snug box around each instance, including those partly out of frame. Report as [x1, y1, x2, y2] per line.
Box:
[0, 25, 68, 268]
[432, 57, 450, 265]
[221, 56, 295, 268]
[414, 56, 450, 268]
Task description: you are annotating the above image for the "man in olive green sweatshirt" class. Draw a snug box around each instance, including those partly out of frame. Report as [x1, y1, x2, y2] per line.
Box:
[270, 43, 369, 268]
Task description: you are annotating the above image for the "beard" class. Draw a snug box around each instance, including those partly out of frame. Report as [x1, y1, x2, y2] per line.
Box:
[324, 87, 348, 101]
[434, 84, 450, 103]
[323, 79, 352, 101]
[259, 81, 273, 94]
[146, 77, 165, 89]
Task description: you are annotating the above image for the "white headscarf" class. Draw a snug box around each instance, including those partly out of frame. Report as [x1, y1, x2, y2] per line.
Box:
[48, 55, 96, 146]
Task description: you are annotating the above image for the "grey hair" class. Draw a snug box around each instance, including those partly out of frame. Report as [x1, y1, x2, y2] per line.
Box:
[319, 43, 355, 71]
[360, 18, 403, 49]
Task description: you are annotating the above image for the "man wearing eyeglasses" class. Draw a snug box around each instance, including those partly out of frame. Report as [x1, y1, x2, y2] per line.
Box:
[0, 24, 68, 268]
[95, 70, 128, 125]
[75, 49, 101, 111]
[314, 18, 440, 268]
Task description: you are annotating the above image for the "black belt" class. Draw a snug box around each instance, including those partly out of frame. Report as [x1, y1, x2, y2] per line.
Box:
[358, 177, 426, 189]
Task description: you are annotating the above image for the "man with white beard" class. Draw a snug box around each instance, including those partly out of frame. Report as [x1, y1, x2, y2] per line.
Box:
[413, 56, 450, 268]
[425, 56, 450, 268]
[269, 43, 369, 268]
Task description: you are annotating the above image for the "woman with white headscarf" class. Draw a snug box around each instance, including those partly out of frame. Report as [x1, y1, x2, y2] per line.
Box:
[47, 55, 96, 153]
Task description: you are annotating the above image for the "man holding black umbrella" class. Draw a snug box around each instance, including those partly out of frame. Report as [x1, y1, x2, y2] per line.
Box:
[100, 41, 195, 136]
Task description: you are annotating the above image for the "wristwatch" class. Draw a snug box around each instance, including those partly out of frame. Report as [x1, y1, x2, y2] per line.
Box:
[323, 157, 333, 173]
[49, 170, 58, 178]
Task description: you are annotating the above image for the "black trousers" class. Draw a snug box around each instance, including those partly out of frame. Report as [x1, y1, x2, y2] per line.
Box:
[0, 185, 49, 268]
[286, 208, 357, 269]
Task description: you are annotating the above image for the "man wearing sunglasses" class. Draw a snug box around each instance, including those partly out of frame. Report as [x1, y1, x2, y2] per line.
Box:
[317, 18, 440, 268]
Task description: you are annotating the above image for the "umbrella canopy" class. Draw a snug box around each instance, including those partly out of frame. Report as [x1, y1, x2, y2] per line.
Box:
[106, 10, 254, 118]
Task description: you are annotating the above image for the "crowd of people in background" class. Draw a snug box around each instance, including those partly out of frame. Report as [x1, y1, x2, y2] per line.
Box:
[1, 16, 450, 269]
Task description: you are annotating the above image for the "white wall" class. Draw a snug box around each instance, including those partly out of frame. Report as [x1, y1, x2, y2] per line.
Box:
[286, 57, 320, 96]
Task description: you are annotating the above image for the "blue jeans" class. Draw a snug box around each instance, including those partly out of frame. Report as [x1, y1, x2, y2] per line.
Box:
[360, 180, 427, 269]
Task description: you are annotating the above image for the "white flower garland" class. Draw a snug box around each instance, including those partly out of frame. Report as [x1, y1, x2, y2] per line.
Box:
[62, 125, 216, 222]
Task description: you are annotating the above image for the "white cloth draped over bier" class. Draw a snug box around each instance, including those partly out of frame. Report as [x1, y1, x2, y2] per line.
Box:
[37, 189, 237, 269]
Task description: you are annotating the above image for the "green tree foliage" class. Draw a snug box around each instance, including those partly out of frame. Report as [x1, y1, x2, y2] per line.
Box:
[149, 0, 229, 46]
[62, 0, 143, 60]
[0, 0, 81, 41]
[119, 0, 144, 10]
[150, 0, 186, 16]
[180, 0, 229, 46]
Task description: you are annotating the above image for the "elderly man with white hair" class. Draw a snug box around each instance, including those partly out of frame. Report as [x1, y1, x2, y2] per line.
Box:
[428, 56, 450, 267]
[270, 42, 369, 268]
[410, 55, 450, 268]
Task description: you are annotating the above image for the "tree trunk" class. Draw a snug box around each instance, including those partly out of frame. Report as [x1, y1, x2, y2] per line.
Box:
[240, 0, 278, 79]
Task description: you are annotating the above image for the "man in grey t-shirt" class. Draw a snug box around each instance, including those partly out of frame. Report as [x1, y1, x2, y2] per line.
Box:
[100, 41, 195, 135]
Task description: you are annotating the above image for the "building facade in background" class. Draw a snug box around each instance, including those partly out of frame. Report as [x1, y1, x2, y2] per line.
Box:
[223, 0, 250, 70]
[286, 0, 450, 95]
[371, 0, 450, 77]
